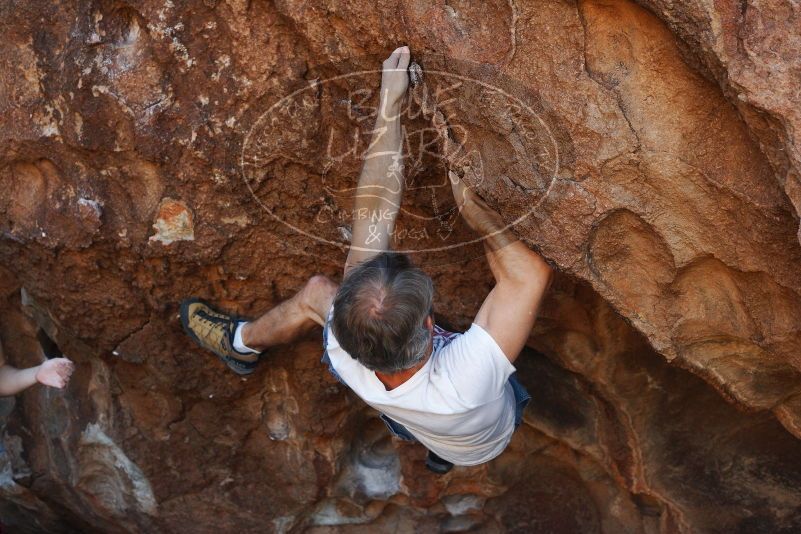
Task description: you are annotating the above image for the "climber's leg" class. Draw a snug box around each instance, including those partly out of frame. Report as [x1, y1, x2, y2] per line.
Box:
[180, 276, 338, 375]
[240, 275, 339, 351]
[180, 298, 262, 375]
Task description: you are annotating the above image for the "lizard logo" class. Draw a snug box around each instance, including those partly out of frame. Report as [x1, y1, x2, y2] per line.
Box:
[241, 56, 561, 266]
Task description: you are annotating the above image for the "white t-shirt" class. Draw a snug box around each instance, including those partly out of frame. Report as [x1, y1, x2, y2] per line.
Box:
[325, 318, 518, 466]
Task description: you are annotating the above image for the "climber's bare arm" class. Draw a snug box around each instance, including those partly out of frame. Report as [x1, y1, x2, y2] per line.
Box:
[344, 46, 410, 276]
[449, 171, 552, 363]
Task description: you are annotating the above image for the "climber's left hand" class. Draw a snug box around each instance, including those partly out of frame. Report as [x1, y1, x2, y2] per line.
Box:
[379, 45, 411, 110]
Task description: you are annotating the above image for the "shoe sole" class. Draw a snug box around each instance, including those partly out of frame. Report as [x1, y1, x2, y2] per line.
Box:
[425, 453, 454, 474]
[180, 298, 258, 376]
[425, 461, 453, 475]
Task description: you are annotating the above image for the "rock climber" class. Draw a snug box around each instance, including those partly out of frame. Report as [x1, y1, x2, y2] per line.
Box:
[180, 46, 552, 473]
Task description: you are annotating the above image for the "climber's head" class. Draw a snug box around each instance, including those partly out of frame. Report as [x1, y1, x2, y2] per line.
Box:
[331, 252, 434, 374]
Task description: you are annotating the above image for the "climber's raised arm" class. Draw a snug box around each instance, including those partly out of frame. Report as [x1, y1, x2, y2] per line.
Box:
[449, 170, 552, 362]
[344, 46, 411, 276]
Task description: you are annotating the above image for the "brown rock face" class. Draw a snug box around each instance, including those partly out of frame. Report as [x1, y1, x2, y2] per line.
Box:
[1, 0, 800, 532]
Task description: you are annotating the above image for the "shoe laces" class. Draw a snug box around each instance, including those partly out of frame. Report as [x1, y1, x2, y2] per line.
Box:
[195, 310, 232, 339]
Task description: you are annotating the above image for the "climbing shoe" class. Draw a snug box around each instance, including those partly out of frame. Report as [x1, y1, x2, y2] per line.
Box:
[180, 298, 260, 375]
[425, 451, 454, 475]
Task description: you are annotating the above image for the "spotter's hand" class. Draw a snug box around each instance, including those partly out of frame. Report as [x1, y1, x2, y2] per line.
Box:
[380, 46, 411, 109]
[36, 358, 75, 389]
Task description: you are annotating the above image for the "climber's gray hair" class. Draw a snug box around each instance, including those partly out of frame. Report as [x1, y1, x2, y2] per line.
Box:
[331, 252, 434, 373]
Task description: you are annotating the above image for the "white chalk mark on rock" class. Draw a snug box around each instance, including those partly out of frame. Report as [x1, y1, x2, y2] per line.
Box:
[149, 197, 195, 245]
[78, 423, 157, 517]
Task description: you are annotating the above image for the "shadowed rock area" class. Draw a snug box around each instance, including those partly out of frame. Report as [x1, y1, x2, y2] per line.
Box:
[1, 0, 800, 532]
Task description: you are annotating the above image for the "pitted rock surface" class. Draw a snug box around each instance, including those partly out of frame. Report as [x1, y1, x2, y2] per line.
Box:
[1, 0, 801, 532]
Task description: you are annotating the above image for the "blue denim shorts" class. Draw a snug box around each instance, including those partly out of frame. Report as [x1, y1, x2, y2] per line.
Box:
[321, 321, 531, 442]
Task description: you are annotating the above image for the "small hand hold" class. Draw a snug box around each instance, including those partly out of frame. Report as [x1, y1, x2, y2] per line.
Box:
[409, 61, 423, 88]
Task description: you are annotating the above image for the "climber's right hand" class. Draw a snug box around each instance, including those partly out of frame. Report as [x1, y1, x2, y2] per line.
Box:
[379, 45, 411, 111]
[449, 168, 488, 232]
